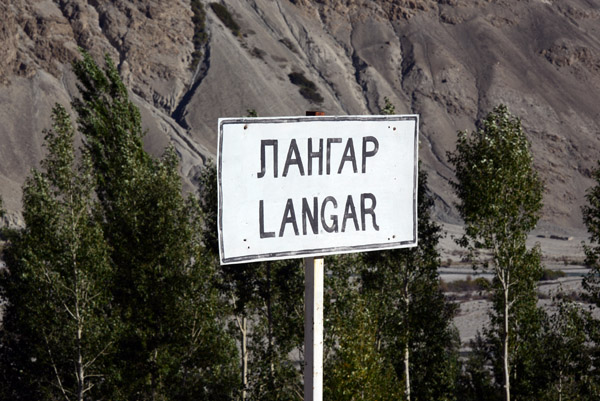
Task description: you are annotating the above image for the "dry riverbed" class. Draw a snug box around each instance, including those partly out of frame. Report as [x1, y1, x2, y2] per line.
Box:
[439, 223, 595, 350]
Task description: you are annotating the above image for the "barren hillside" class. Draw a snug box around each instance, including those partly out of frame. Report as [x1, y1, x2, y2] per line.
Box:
[1, 0, 600, 238]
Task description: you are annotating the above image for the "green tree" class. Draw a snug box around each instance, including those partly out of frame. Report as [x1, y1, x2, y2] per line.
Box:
[494, 292, 545, 400]
[324, 284, 402, 401]
[246, 259, 304, 401]
[199, 161, 304, 400]
[361, 168, 460, 401]
[323, 99, 459, 401]
[582, 159, 600, 306]
[0, 105, 113, 400]
[578, 156, 600, 398]
[71, 51, 238, 400]
[372, 97, 459, 401]
[447, 104, 544, 401]
[458, 334, 502, 401]
[538, 298, 600, 400]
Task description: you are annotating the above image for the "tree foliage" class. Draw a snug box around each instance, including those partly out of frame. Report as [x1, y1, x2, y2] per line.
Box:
[1, 51, 238, 401]
[210, 2, 241, 37]
[73, 51, 238, 400]
[448, 105, 543, 252]
[448, 104, 544, 401]
[288, 72, 324, 104]
[458, 333, 502, 401]
[579, 125, 600, 399]
[324, 283, 402, 401]
[361, 167, 460, 401]
[190, 0, 208, 69]
[5, 50, 599, 401]
[199, 161, 303, 400]
[246, 259, 304, 401]
[582, 160, 600, 306]
[323, 100, 459, 401]
[323, 167, 460, 401]
[538, 299, 600, 400]
[0, 105, 113, 400]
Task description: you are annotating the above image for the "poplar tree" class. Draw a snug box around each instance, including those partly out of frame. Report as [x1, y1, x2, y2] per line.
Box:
[372, 97, 459, 401]
[71, 51, 237, 400]
[1, 52, 239, 400]
[324, 254, 402, 401]
[324, 98, 460, 401]
[540, 299, 600, 400]
[246, 258, 304, 401]
[447, 104, 544, 401]
[578, 137, 600, 398]
[361, 167, 460, 401]
[583, 158, 600, 306]
[0, 105, 113, 400]
[199, 162, 304, 400]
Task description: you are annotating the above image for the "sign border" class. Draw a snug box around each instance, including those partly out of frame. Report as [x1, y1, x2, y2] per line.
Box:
[217, 115, 419, 264]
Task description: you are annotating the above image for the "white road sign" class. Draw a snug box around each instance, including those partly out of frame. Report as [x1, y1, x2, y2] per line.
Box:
[217, 115, 418, 264]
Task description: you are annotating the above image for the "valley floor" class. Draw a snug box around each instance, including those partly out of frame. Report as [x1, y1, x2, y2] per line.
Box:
[439, 223, 597, 350]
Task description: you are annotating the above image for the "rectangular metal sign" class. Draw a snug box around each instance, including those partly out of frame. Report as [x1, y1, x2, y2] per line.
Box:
[217, 115, 418, 264]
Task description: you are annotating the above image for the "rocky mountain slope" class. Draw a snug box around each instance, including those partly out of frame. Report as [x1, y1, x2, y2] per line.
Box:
[1, 0, 600, 235]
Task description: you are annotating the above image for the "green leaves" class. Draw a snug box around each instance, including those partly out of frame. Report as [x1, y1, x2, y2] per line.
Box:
[1, 51, 238, 401]
[448, 105, 545, 400]
[381, 97, 396, 115]
[1, 103, 114, 400]
[199, 161, 304, 400]
[448, 105, 543, 250]
[73, 51, 238, 400]
[72, 51, 146, 200]
[580, 98, 600, 398]
[318, 99, 461, 401]
[325, 296, 402, 401]
[582, 161, 600, 306]
[323, 166, 459, 401]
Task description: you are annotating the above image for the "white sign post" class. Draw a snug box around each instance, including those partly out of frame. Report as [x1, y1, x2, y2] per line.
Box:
[304, 255, 323, 401]
[217, 115, 418, 401]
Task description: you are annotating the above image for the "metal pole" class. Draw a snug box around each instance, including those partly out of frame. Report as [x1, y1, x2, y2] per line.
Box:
[304, 256, 324, 401]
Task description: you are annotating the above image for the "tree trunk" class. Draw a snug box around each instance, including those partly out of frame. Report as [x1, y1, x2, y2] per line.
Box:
[77, 324, 84, 401]
[558, 370, 563, 401]
[242, 316, 248, 401]
[267, 264, 274, 378]
[503, 283, 510, 401]
[404, 340, 410, 401]
[73, 241, 84, 401]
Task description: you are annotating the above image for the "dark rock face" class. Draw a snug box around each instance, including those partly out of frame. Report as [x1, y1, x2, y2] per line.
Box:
[1, 0, 600, 233]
